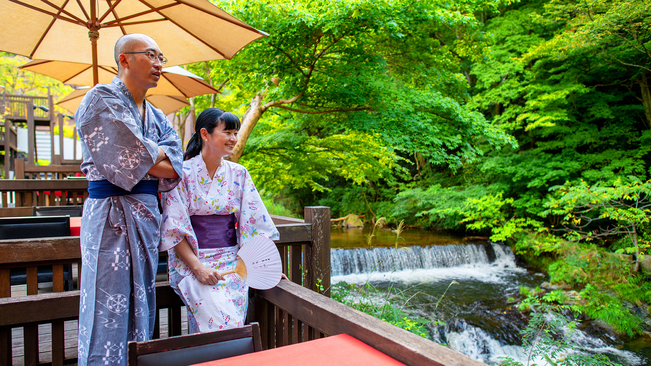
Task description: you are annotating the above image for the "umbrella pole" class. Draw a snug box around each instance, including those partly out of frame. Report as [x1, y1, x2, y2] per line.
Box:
[89, 30, 100, 86]
[89, 1, 99, 86]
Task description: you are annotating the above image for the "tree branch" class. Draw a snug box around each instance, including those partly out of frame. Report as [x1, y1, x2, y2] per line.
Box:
[272, 105, 372, 114]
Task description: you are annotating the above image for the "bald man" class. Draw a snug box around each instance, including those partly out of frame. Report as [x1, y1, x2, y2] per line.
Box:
[75, 34, 183, 366]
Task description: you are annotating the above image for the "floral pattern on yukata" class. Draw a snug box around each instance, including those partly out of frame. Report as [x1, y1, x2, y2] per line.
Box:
[160, 153, 279, 332]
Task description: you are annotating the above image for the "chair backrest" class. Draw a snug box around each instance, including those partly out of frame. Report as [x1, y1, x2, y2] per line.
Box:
[128, 322, 263, 366]
[0, 215, 70, 239]
[34, 205, 83, 217]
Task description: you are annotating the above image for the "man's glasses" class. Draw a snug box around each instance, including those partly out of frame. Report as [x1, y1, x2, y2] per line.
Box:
[123, 50, 168, 64]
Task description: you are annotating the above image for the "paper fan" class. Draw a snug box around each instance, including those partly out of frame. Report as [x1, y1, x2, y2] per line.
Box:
[220, 236, 282, 289]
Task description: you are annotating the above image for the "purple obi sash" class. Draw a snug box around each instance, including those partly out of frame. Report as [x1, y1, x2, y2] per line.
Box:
[190, 214, 237, 249]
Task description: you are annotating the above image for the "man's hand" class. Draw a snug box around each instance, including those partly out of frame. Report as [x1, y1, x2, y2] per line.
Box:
[148, 147, 178, 178]
[148, 158, 178, 178]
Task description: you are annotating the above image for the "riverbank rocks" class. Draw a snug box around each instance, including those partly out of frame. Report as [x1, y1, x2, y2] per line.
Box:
[540, 281, 573, 291]
[641, 257, 651, 274]
[563, 290, 581, 305]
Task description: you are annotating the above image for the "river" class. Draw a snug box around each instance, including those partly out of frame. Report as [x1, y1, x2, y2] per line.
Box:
[330, 227, 650, 365]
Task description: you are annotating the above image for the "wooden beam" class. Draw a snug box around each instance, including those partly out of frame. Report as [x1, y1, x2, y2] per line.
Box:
[0, 237, 81, 265]
[275, 223, 311, 244]
[0, 179, 88, 191]
[260, 280, 487, 366]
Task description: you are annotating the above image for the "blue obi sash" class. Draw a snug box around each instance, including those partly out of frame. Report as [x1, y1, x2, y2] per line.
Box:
[88, 180, 158, 199]
[191, 214, 237, 249]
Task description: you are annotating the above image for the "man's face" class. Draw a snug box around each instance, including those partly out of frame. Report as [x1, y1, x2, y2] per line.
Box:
[124, 37, 163, 91]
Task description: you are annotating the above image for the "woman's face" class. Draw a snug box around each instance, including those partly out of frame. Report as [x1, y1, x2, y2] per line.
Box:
[201, 122, 238, 158]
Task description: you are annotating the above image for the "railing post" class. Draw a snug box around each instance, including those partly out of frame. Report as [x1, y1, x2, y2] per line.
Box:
[303, 206, 331, 296]
[14, 158, 24, 179]
[3, 120, 10, 179]
[27, 100, 35, 165]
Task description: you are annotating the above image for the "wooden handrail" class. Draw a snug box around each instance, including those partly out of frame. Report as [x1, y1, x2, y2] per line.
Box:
[257, 280, 486, 366]
[0, 179, 88, 191]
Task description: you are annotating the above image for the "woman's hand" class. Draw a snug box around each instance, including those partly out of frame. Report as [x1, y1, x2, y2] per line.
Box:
[193, 267, 224, 286]
[172, 238, 224, 285]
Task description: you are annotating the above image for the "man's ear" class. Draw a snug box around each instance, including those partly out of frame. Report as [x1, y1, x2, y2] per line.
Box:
[118, 54, 130, 70]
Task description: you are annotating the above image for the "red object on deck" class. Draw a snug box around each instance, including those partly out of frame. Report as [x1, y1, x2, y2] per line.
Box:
[70, 217, 81, 236]
[192, 334, 406, 366]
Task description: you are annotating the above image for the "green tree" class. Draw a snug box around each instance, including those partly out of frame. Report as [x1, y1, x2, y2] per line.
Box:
[187, 0, 513, 202]
[546, 179, 651, 272]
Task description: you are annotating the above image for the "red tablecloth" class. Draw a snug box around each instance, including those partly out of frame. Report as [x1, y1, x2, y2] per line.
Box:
[70, 217, 81, 236]
[193, 334, 405, 366]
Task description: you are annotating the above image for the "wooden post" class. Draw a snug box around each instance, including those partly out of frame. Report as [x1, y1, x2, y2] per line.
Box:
[27, 101, 35, 165]
[303, 206, 331, 296]
[14, 158, 24, 180]
[59, 114, 65, 163]
[3, 120, 10, 179]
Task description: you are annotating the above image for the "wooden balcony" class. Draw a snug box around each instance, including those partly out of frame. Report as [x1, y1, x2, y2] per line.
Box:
[0, 200, 485, 366]
[0, 93, 81, 176]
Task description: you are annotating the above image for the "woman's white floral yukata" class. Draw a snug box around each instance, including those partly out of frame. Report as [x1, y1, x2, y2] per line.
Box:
[160, 153, 279, 333]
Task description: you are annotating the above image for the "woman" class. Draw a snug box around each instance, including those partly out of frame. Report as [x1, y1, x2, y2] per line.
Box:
[160, 108, 279, 333]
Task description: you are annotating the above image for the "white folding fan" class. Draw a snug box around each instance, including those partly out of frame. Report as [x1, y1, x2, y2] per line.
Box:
[220, 236, 283, 289]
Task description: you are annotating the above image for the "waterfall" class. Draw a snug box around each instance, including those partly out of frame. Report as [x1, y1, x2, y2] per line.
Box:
[331, 243, 519, 276]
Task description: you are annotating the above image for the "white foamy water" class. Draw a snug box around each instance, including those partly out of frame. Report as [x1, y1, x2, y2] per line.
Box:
[443, 321, 643, 365]
[331, 243, 526, 285]
[330, 243, 646, 365]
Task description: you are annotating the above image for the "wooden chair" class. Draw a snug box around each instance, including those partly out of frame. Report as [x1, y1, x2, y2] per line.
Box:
[128, 322, 263, 366]
[0, 215, 74, 290]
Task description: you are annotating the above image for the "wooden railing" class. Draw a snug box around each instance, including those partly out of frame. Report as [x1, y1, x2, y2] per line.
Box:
[0, 206, 485, 366]
[14, 159, 83, 180]
[0, 207, 332, 365]
[0, 179, 88, 207]
[0, 94, 52, 122]
[0, 121, 18, 179]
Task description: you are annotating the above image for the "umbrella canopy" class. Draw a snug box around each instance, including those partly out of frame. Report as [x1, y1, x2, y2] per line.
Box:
[0, 0, 266, 84]
[58, 87, 189, 115]
[20, 61, 219, 98]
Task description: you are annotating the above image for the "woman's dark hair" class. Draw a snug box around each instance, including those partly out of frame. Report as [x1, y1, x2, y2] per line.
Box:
[183, 108, 242, 160]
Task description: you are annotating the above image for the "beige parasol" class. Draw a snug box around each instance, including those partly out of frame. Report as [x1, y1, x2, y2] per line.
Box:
[57, 87, 189, 115]
[20, 61, 219, 99]
[51, 65, 217, 114]
[0, 0, 266, 85]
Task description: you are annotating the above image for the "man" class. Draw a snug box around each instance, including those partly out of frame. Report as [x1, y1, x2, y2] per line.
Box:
[75, 34, 183, 366]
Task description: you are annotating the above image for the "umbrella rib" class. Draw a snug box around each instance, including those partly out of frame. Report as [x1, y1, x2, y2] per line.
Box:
[29, 0, 72, 59]
[140, 0, 227, 59]
[75, 0, 90, 21]
[62, 65, 117, 84]
[8, 0, 82, 26]
[62, 65, 93, 84]
[102, 3, 179, 27]
[105, 0, 127, 34]
[173, 0, 266, 35]
[39, 0, 87, 25]
[103, 18, 170, 28]
[98, 0, 122, 23]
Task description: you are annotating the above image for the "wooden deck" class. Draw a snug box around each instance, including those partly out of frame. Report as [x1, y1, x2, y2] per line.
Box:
[10, 310, 191, 366]
[8, 270, 191, 366]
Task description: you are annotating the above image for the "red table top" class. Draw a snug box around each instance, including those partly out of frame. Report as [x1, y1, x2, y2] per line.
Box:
[192, 334, 406, 366]
[70, 217, 81, 236]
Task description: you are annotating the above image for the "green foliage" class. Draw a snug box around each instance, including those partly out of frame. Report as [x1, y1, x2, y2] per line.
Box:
[0, 52, 73, 113]
[578, 285, 643, 338]
[460, 192, 545, 242]
[501, 298, 621, 366]
[331, 281, 430, 338]
[391, 183, 495, 229]
[546, 178, 651, 271]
